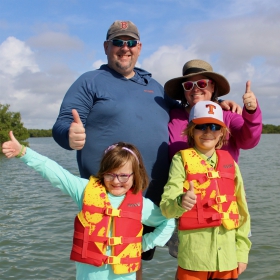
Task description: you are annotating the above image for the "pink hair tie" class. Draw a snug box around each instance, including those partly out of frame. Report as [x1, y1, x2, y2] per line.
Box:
[122, 147, 139, 164]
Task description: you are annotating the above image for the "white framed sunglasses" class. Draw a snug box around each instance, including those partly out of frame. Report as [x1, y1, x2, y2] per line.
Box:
[182, 79, 212, 91]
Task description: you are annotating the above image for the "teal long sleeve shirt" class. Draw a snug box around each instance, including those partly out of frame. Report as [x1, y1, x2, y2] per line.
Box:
[160, 150, 251, 272]
[20, 148, 175, 280]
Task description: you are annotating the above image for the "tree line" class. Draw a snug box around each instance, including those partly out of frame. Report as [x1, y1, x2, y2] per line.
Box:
[0, 104, 279, 151]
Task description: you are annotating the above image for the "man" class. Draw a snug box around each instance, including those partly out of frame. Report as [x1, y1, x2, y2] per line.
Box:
[52, 20, 175, 279]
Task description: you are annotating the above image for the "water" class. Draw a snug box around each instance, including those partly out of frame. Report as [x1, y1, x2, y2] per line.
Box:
[0, 135, 279, 280]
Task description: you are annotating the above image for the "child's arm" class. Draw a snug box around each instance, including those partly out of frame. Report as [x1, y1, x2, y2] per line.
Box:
[160, 153, 189, 219]
[234, 162, 252, 270]
[141, 198, 175, 252]
[2, 131, 87, 206]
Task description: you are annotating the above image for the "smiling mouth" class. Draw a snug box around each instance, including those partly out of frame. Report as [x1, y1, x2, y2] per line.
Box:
[191, 93, 204, 97]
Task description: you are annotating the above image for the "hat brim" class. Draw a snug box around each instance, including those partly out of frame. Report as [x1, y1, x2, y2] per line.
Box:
[164, 71, 230, 101]
[107, 31, 139, 40]
[192, 117, 226, 127]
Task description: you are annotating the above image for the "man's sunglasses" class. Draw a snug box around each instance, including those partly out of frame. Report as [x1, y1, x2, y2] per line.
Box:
[195, 123, 222, 131]
[182, 79, 212, 91]
[107, 39, 139, 48]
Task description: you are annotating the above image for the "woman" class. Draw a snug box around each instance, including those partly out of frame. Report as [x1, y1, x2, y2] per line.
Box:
[165, 59, 262, 163]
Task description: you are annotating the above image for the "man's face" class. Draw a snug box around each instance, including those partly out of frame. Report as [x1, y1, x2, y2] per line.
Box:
[104, 36, 142, 79]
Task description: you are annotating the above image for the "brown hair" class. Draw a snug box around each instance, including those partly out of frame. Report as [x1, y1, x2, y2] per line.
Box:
[96, 142, 149, 194]
[183, 122, 229, 149]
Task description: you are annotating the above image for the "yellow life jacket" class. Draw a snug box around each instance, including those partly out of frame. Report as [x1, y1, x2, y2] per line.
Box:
[70, 176, 143, 274]
[178, 148, 239, 230]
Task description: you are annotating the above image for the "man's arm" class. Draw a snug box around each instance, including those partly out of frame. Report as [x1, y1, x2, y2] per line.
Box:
[52, 73, 94, 150]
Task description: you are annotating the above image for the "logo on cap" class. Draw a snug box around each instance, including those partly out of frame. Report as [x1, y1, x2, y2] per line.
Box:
[120, 21, 129, 30]
[206, 104, 216, 115]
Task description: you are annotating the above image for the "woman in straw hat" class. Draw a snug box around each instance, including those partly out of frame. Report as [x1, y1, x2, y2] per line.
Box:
[165, 59, 262, 163]
[163, 59, 262, 279]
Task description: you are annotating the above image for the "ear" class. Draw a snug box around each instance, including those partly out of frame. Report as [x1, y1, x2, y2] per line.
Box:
[104, 41, 109, 55]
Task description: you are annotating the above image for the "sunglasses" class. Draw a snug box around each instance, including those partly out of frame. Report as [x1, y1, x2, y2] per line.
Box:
[104, 173, 134, 183]
[107, 39, 139, 48]
[195, 123, 222, 131]
[182, 79, 211, 91]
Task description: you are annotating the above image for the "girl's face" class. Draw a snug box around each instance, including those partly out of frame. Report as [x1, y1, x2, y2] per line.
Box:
[104, 160, 134, 196]
[183, 74, 215, 107]
[193, 124, 223, 157]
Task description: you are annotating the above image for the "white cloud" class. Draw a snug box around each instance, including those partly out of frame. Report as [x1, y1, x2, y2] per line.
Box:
[141, 45, 201, 86]
[27, 31, 84, 51]
[0, 36, 39, 76]
[0, 37, 77, 129]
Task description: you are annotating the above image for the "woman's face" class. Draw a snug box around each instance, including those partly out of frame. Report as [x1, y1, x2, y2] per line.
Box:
[183, 74, 215, 107]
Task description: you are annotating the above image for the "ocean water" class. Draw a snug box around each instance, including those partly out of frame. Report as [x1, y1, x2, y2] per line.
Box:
[0, 135, 279, 279]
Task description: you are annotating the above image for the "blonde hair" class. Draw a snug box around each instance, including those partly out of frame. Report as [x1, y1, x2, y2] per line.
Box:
[96, 142, 149, 194]
[183, 122, 229, 149]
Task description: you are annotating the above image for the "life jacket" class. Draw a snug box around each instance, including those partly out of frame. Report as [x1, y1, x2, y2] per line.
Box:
[70, 176, 143, 274]
[178, 148, 239, 231]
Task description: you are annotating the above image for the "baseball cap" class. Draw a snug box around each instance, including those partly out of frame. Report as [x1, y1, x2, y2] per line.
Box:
[106, 20, 140, 40]
[189, 101, 226, 127]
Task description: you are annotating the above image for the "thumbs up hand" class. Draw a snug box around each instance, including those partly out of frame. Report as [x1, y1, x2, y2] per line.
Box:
[69, 109, 86, 150]
[181, 181, 197, 211]
[243, 81, 257, 111]
[2, 131, 24, 158]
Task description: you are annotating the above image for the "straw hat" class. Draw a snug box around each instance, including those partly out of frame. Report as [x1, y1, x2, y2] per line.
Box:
[164, 59, 230, 100]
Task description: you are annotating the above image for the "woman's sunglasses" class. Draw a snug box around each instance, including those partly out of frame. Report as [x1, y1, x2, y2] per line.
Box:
[107, 39, 139, 48]
[195, 123, 222, 131]
[182, 79, 212, 91]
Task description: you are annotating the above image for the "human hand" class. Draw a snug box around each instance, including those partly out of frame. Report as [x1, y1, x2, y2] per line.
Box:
[219, 100, 242, 115]
[243, 81, 257, 111]
[237, 262, 247, 275]
[181, 181, 197, 210]
[69, 109, 86, 150]
[2, 131, 24, 158]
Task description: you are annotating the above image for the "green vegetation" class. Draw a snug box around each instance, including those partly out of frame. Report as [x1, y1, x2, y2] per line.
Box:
[0, 104, 29, 150]
[28, 129, 52, 137]
[262, 124, 280, 134]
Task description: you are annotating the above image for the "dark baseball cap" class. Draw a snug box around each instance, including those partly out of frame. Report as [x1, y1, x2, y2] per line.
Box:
[106, 20, 140, 40]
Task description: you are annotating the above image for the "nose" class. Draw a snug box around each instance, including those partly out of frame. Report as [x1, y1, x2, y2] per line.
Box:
[120, 42, 130, 50]
[112, 176, 120, 183]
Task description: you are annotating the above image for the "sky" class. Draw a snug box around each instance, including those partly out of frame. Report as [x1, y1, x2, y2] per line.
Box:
[0, 0, 279, 129]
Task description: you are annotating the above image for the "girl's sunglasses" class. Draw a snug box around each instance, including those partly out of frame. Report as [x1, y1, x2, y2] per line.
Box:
[107, 39, 139, 48]
[182, 79, 212, 91]
[195, 123, 222, 131]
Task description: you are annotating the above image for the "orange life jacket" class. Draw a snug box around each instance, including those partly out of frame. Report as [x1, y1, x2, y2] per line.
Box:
[70, 176, 143, 274]
[178, 148, 239, 230]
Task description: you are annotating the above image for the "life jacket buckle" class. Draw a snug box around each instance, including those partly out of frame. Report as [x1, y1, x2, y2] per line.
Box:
[108, 236, 122, 245]
[105, 208, 121, 217]
[216, 195, 227, 203]
[106, 256, 121, 264]
[207, 171, 220, 178]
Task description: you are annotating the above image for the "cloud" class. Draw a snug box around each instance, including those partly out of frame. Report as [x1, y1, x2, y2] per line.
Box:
[27, 31, 84, 51]
[141, 45, 201, 86]
[0, 36, 39, 76]
[0, 36, 77, 129]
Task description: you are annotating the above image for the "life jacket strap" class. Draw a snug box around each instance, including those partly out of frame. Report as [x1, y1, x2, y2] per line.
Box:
[72, 244, 141, 264]
[74, 231, 142, 246]
[212, 212, 239, 221]
[187, 171, 235, 185]
[82, 205, 141, 221]
[207, 195, 237, 206]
